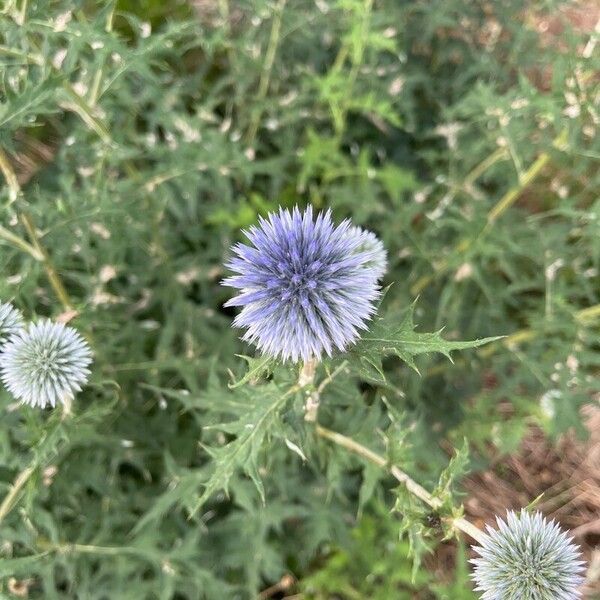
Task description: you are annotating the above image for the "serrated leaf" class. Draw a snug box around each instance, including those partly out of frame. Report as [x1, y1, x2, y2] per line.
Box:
[393, 486, 433, 582]
[432, 439, 470, 509]
[228, 355, 275, 389]
[351, 302, 502, 382]
[192, 382, 298, 514]
[0, 74, 62, 130]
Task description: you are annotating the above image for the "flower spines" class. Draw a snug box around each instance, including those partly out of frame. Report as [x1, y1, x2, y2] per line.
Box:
[223, 207, 386, 363]
[0, 302, 24, 347]
[471, 510, 585, 600]
[0, 320, 93, 408]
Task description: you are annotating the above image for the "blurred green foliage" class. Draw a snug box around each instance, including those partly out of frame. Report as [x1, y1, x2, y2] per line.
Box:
[0, 0, 598, 597]
[302, 502, 476, 599]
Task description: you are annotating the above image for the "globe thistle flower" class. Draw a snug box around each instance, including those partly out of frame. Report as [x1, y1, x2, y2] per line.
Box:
[0, 302, 24, 347]
[223, 206, 387, 362]
[471, 510, 585, 600]
[0, 320, 92, 408]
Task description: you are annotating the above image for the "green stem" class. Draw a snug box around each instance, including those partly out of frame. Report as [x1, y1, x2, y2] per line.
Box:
[88, 3, 115, 106]
[0, 223, 44, 260]
[315, 424, 487, 544]
[37, 539, 149, 558]
[0, 146, 21, 202]
[20, 212, 74, 312]
[0, 465, 35, 525]
[333, 0, 373, 137]
[0, 146, 74, 311]
[299, 359, 319, 422]
[245, 0, 287, 146]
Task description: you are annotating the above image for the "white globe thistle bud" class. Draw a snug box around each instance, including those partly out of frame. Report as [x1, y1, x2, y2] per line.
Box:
[471, 510, 585, 600]
[0, 302, 24, 346]
[0, 320, 92, 408]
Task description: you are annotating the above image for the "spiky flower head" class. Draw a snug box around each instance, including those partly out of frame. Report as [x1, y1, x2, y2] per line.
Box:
[223, 206, 387, 362]
[471, 510, 585, 600]
[0, 320, 93, 408]
[0, 302, 24, 347]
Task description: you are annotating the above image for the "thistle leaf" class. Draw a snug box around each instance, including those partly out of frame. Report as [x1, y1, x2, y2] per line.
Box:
[228, 355, 275, 389]
[351, 302, 503, 382]
[192, 382, 297, 513]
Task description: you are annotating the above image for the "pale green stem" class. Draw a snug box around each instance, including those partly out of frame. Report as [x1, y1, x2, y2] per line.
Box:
[0, 465, 35, 525]
[0, 223, 44, 260]
[0, 148, 74, 311]
[299, 359, 319, 422]
[0, 146, 21, 202]
[20, 211, 74, 312]
[245, 0, 287, 146]
[316, 424, 487, 544]
[88, 3, 115, 106]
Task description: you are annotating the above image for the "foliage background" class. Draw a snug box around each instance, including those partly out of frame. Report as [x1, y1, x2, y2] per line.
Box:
[0, 0, 599, 597]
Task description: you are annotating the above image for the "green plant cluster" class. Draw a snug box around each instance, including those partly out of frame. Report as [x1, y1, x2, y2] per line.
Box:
[0, 0, 598, 598]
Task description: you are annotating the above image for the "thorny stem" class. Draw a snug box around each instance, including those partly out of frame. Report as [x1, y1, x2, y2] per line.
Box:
[315, 424, 487, 544]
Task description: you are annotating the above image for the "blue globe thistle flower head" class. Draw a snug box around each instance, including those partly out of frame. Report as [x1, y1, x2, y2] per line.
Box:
[0, 302, 24, 347]
[223, 206, 387, 363]
[0, 320, 93, 408]
[471, 509, 585, 600]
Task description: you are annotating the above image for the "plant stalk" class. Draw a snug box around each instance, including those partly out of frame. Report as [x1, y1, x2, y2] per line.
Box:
[245, 0, 287, 146]
[0, 146, 74, 312]
[315, 424, 487, 544]
[0, 465, 35, 525]
[20, 212, 74, 312]
[299, 359, 320, 422]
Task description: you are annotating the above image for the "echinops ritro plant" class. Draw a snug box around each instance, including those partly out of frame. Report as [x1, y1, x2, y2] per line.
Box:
[222, 206, 387, 362]
[0, 320, 93, 408]
[471, 510, 585, 600]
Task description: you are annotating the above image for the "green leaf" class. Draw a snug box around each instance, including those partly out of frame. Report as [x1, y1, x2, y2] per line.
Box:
[351, 302, 503, 382]
[0, 553, 51, 577]
[432, 439, 470, 511]
[192, 382, 297, 513]
[393, 486, 433, 582]
[228, 355, 275, 389]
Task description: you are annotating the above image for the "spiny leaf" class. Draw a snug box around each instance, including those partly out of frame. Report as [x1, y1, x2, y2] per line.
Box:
[228, 355, 275, 389]
[393, 486, 433, 582]
[192, 382, 298, 514]
[432, 439, 470, 510]
[351, 302, 502, 382]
